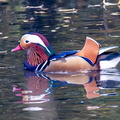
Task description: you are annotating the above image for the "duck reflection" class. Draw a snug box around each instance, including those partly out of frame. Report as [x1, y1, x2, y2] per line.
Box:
[14, 68, 120, 101]
[13, 71, 100, 106]
[44, 71, 100, 99]
[13, 71, 51, 104]
[12, 67, 120, 112]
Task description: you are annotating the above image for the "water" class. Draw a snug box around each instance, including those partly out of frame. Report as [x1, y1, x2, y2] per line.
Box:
[0, 0, 120, 120]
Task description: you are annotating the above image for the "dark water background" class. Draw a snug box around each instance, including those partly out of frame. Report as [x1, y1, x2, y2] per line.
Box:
[0, 0, 120, 120]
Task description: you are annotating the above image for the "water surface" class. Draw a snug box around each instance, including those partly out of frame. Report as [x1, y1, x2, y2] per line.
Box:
[0, 0, 120, 120]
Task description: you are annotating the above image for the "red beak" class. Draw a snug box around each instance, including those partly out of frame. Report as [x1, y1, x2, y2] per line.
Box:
[11, 44, 23, 52]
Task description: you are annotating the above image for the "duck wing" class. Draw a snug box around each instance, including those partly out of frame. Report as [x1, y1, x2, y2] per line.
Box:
[50, 50, 78, 60]
[75, 37, 100, 65]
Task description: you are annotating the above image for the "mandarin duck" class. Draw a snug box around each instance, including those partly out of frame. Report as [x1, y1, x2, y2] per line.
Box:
[11, 33, 119, 73]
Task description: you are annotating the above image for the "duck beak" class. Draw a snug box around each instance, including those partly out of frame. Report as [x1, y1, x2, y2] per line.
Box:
[11, 44, 23, 52]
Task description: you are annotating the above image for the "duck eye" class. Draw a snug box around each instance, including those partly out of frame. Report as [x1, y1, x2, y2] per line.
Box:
[25, 40, 29, 43]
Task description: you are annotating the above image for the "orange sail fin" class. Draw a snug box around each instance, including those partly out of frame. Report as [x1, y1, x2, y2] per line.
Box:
[75, 37, 100, 64]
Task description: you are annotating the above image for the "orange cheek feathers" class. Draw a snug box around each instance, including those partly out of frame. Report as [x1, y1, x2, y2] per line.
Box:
[20, 39, 30, 50]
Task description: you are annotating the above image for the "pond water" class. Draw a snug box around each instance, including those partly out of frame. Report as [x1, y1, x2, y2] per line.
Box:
[0, 0, 120, 120]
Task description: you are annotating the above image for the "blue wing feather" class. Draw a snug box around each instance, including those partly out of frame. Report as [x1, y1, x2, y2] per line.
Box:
[49, 50, 78, 60]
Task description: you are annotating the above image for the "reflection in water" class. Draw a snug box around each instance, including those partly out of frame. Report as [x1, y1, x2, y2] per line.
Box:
[45, 71, 100, 99]
[13, 71, 58, 119]
[13, 71, 51, 104]
[13, 65, 120, 112]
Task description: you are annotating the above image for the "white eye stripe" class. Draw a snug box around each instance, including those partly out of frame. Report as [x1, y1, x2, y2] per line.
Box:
[22, 34, 51, 54]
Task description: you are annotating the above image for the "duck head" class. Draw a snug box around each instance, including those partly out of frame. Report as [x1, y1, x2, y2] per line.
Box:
[12, 33, 54, 68]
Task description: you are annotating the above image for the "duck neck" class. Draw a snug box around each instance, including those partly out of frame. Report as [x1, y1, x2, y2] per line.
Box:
[26, 44, 49, 67]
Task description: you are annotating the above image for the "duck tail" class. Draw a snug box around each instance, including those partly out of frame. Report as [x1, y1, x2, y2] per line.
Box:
[99, 52, 120, 69]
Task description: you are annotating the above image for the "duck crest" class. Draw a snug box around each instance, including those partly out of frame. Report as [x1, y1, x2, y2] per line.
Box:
[30, 32, 54, 56]
[30, 33, 49, 47]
